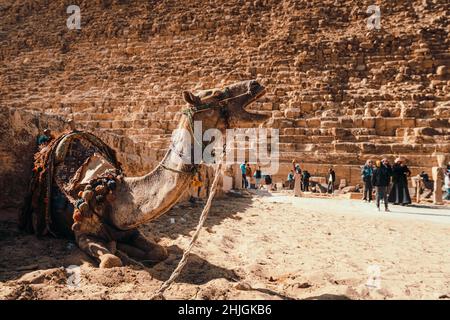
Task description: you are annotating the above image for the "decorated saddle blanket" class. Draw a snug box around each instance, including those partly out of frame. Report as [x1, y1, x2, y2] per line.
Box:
[20, 130, 123, 238]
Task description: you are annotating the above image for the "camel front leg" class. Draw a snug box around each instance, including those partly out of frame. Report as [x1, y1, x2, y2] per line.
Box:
[117, 230, 168, 264]
[76, 233, 123, 268]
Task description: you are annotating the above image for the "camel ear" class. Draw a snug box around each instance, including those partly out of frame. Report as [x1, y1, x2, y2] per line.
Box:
[183, 91, 200, 106]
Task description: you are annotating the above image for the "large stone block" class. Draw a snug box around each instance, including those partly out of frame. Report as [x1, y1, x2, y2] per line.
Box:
[0, 108, 68, 209]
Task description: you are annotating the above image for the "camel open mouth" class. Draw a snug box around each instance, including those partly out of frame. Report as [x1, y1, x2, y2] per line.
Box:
[244, 86, 266, 108]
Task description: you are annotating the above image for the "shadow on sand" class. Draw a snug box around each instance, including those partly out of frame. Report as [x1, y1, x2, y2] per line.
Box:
[303, 293, 351, 300]
[0, 194, 253, 286]
[147, 245, 240, 285]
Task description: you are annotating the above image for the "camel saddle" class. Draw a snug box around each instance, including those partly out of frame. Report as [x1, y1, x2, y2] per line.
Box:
[20, 130, 123, 238]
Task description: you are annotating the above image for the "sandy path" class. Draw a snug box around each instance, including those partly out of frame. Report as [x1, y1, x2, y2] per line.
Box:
[1, 193, 449, 300]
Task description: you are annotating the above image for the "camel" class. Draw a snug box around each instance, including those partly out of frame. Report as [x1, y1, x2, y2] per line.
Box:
[21, 79, 268, 268]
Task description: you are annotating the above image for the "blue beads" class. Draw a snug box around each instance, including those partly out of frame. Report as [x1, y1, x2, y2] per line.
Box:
[107, 180, 117, 191]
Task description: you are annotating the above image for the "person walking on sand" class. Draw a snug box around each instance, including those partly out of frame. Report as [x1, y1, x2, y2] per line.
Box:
[444, 170, 450, 201]
[287, 170, 295, 190]
[291, 159, 302, 196]
[245, 163, 252, 189]
[240, 161, 248, 189]
[302, 170, 311, 191]
[327, 167, 336, 194]
[361, 160, 374, 202]
[372, 158, 393, 212]
[388, 157, 412, 206]
[254, 165, 262, 189]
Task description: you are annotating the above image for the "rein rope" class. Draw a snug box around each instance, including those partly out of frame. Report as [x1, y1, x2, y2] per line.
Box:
[149, 90, 238, 299]
[150, 150, 224, 300]
[158, 88, 237, 175]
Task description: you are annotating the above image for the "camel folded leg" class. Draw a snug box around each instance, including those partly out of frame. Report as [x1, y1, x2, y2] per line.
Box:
[117, 230, 168, 264]
[76, 233, 123, 268]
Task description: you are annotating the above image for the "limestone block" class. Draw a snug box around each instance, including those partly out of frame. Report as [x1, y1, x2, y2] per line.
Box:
[98, 121, 112, 129]
[434, 106, 450, 118]
[282, 128, 296, 135]
[261, 102, 273, 111]
[284, 108, 301, 119]
[321, 120, 339, 128]
[373, 144, 393, 154]
[436, 65, 447, 76]
[352, 118, 363, 127]
[339, 118, 354, 128]
[362, 117, 376, 128]
[334, 143, 360, 153]
[375, 118, 400, 136]
[294, 119, 307, 127]
[306, 118, 321, 128]
[331, 128, 352, 138]
[401, 118, 416, 128]
[299, 102, 313, 113]
[360, 143, 377, 153]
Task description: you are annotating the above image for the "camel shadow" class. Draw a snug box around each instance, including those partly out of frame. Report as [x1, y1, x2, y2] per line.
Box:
[0, 190, 254, 285]
[0, 213, 240, 286]
[303, 294, 351, 300]
[147, 245, 240, 285]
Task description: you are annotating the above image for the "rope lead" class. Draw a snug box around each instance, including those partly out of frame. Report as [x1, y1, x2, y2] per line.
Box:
[149, 159, 223, 300]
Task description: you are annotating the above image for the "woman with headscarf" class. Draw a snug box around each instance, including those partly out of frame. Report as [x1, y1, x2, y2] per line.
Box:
[388, 157, 412, 205]
[292, 159, 302, 197]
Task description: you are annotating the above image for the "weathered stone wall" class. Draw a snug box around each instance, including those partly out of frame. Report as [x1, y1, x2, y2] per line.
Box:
[0, 108, 69, 209]
[0, 0, 449, 187]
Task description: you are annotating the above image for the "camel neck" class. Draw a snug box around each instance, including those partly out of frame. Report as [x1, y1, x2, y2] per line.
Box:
[110, 116, 196, 230]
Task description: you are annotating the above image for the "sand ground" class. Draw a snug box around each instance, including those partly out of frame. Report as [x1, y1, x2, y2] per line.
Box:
[1, 191, 449, 300]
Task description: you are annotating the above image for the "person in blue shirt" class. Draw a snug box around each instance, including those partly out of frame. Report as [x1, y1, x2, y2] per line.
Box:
[287, 170, 295, 189]
[37, 129, 54, 147]
[361, 159, 374, 202]
[240, 161, 248, 189]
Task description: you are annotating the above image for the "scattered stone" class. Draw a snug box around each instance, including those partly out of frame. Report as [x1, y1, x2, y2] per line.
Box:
[297, 282, 312, 289]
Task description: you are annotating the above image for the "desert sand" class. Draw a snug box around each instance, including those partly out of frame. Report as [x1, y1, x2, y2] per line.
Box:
[1, 191, 449, 300]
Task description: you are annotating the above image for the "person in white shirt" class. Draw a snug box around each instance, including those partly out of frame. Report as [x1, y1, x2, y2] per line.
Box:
[444, 170, 450, 200]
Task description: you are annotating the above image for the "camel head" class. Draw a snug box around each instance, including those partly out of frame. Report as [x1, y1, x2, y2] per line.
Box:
[182, 79, 268, 131]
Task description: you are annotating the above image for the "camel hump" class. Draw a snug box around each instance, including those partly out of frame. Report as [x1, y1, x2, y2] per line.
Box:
[20, 130, 122, 236]
[51, 131, 121, 194]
